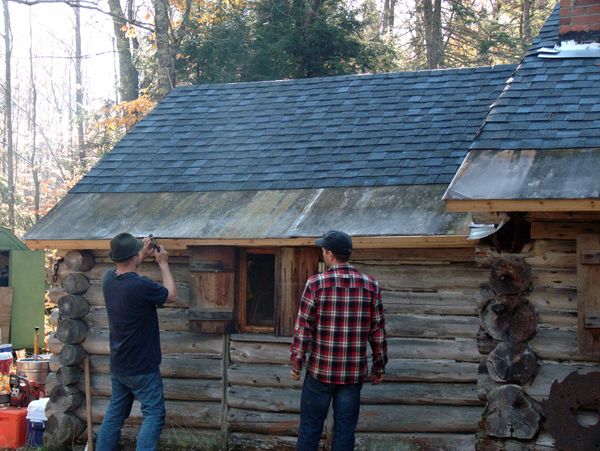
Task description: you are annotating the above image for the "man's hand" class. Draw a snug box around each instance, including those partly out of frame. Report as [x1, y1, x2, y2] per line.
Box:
[370, 372, 384, 385]
[290, 367, 301, 381]
[154, 246, 169, 265]
[139, 237, 155, 260]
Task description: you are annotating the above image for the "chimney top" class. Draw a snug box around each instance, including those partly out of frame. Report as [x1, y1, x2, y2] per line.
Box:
[560, 0, 600, 42]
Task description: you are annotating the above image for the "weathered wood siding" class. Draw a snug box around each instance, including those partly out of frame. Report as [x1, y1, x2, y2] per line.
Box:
[50, 246, 487, 449]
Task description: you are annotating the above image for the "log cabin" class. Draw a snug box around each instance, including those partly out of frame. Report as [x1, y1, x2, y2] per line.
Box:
[23, 1, 600, 449]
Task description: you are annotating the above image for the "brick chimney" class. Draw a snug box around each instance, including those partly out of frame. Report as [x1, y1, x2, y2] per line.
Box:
[560, 0, 600, 41]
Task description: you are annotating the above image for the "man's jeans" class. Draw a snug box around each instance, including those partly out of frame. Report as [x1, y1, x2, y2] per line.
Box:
[96, 369, 165, 451]
[297, 373, 363, 451]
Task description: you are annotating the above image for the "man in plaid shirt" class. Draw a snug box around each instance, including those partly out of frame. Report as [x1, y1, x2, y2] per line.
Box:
[290, 230, 388, 451]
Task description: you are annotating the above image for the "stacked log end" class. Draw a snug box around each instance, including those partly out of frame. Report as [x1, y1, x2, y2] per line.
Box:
[477, 256, 542, 447]
[45, 250, 94, 449]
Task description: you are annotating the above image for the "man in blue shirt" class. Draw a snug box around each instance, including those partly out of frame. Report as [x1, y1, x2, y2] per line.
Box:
[96, 233, 176, 451]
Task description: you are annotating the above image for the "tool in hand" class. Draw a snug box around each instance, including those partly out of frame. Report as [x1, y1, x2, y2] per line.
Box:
[148, 234, 160, 252]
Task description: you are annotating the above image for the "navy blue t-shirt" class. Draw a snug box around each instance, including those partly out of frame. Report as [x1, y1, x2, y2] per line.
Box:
[102, 270, 168, 376]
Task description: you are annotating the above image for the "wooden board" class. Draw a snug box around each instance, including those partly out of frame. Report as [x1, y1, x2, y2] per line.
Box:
[0, 287, 13, 343]
[274, 247, 319, 336]
[577, 235, 600, 356]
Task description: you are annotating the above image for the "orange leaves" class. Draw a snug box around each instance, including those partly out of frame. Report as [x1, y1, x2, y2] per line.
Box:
[97, 95, 157, 131]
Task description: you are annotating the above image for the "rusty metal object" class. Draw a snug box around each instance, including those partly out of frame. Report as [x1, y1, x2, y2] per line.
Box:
[543, 371, 600, 451]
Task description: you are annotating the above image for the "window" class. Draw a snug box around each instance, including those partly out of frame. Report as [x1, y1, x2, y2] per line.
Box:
[239, 250, 275, 332]
[188, 245, 320, 336]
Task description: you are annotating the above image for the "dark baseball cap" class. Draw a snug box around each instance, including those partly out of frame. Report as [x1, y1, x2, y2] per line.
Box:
[109, 232, 143, 262]
[315, 230, 352, 256]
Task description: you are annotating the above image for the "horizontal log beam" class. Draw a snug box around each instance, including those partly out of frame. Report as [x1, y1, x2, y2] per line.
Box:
[382, 290, 480, 316]
[230, 338, 479, 365]
[89, 354, 222, 379]
[86, 307, 190, 332]
[355, 432, 475, 451]
[445, 199, 600, 213]
[531, 221, 600, 240]
[25, 235, 474, 251]
[85, 397, 221, 429]
[83, 330, 223, 356]
[91, 373, 222, 402]
[386, 314, 479, 339]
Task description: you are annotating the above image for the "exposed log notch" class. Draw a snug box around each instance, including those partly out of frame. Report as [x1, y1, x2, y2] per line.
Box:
[489, 258, 533, 295]
[486, 342, 538, 385]
[482, 385, 542, 439]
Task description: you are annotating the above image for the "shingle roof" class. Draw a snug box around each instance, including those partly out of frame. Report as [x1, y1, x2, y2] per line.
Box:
[470, 4, 600, 151]
[71, 66, 515, 194]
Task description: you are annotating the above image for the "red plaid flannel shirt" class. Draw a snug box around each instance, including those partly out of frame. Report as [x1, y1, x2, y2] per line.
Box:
[290, 263, 388, 384]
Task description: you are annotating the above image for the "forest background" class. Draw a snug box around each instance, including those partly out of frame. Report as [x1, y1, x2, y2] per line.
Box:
[1, 0, 553, 235]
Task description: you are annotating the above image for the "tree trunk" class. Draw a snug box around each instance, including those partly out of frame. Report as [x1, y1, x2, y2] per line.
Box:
[3, 0, 15, 230]
[28, 14, 40, 222]
[74, 0, 85, 169]
[423, 0, 443, 69]
[521, 0, 531, 48]
[153, 0, 174, 98]
[108, 0, 139, 101]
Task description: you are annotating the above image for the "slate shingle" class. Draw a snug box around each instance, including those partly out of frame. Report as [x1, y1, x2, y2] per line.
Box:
[72, 65, 516, 193]
[470, 4, 600, 152]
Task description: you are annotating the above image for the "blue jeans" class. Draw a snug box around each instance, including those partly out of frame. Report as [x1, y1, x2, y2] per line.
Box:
[297, 374, 363, 451]
[96, 369, 165, 451]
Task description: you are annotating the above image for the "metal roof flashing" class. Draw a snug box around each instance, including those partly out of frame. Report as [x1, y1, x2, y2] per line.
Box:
[538, 40, 600, 58]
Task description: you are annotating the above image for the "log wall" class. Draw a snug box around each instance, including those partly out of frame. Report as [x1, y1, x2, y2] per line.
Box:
[475, 212, 600, 450]
[47, 246, 487, 450]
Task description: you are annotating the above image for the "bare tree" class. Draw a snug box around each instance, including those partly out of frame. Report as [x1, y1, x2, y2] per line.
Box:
[3, 0, 15, 230]
[382, 0, 396, 35]
[153, 0, 173, 98]
[28, 11, 40, 221]
[74, 0, 85, 169]
[108, 0, 138, 101]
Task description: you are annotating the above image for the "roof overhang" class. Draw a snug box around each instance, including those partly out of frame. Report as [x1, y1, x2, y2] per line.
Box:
[444, 148, 600, 212]
[24, 185, 473, 249]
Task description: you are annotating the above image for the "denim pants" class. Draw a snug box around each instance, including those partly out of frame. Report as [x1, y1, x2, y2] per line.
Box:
[296, 373, 363, 451]
[96, 369, 165, 451]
